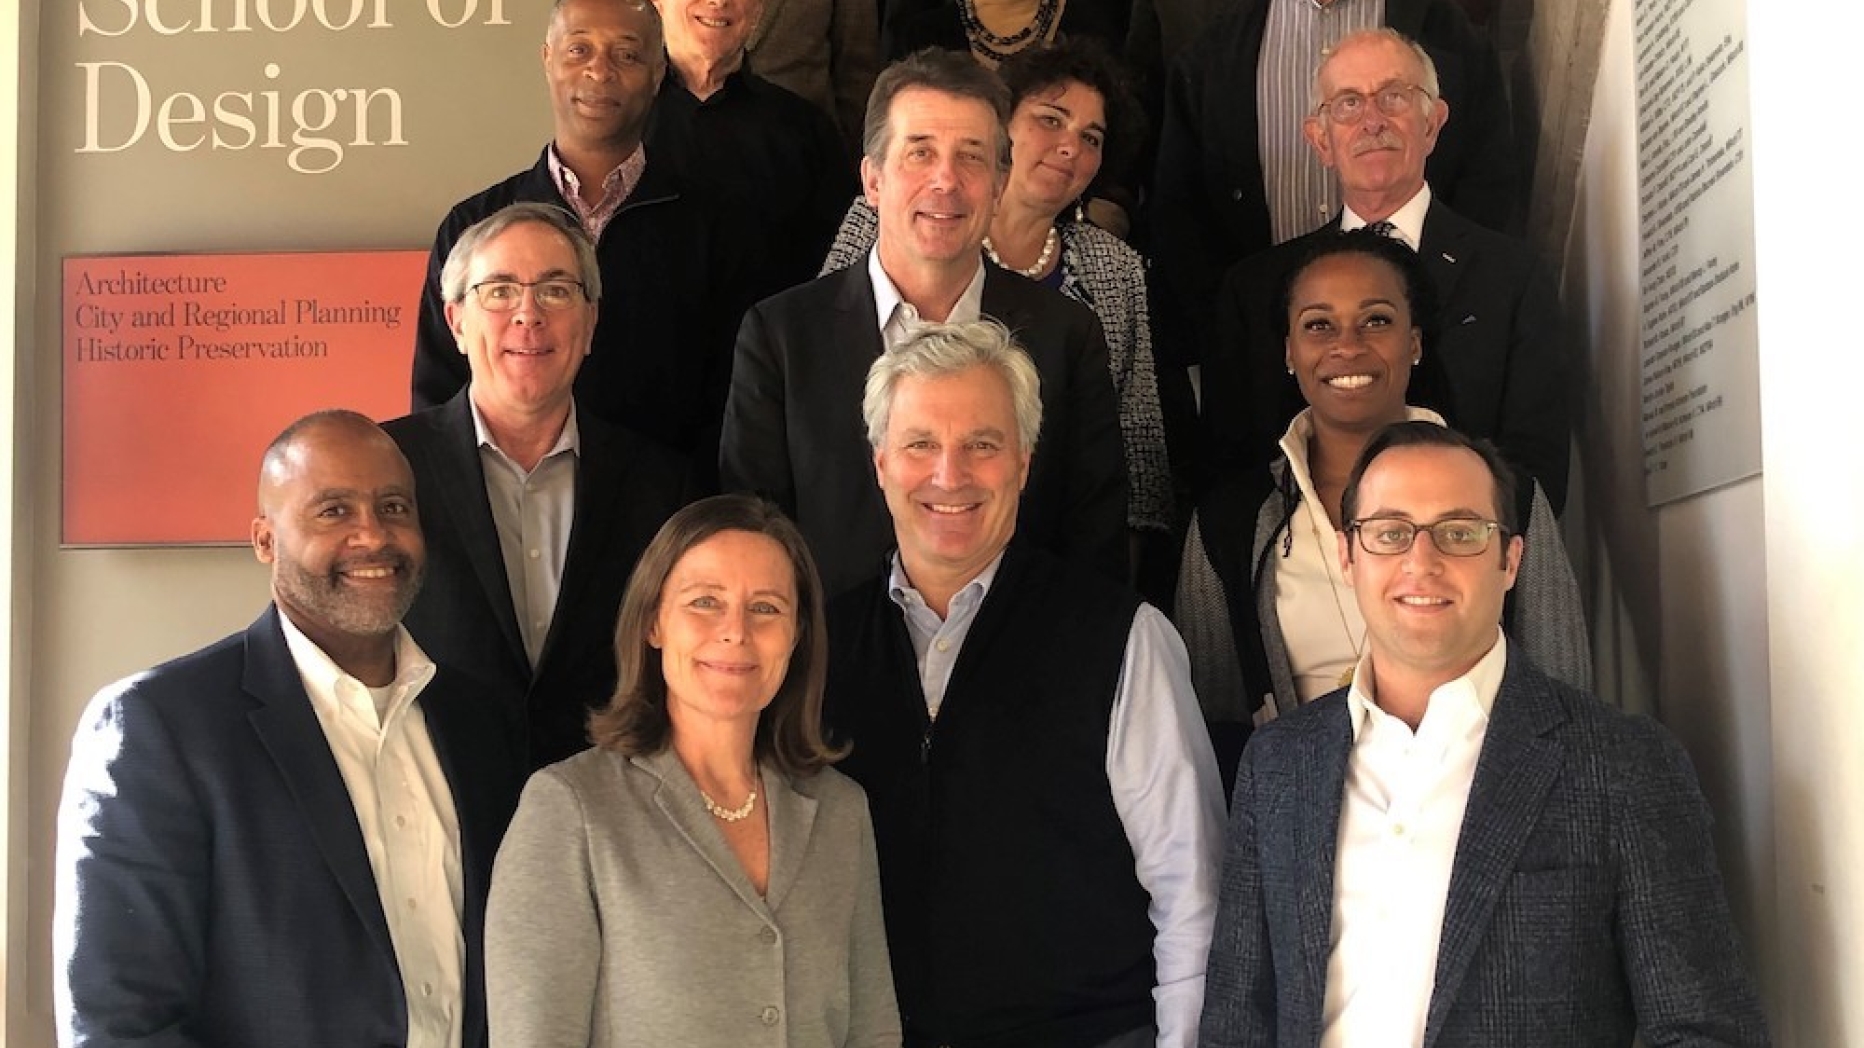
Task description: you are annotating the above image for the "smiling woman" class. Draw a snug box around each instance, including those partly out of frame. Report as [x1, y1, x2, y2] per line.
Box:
[1173, 229, 1590, 789]
[485, 495, 903, 1048]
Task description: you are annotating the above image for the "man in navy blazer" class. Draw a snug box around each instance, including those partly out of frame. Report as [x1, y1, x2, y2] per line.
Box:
[387, 202, 687, 768]
[54, 411, 524, 1048]
[1193, 28, 1568, 521]
[1198, 422, 1768, 1048]
[719, 48, 1128, 598]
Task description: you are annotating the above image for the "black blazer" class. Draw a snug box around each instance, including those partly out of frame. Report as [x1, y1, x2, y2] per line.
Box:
[720, 262, 1129, 598]
[1198, 199, 1570, 518]
[411, 147, 758, 484]
[1149, 0, 1519, 365]
[55, 606, 524, 1048]
[386, 392, 688, 767]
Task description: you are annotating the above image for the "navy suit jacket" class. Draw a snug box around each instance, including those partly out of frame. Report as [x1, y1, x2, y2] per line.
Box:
[1198, 650, 1769, 1048]
[386, 392, 687, 768]
[1197, 199, 1570, 519]
[55, 606, 525, 1048]
[719, 261, 1129, 598]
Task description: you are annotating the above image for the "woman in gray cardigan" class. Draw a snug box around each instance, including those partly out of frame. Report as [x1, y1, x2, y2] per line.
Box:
[486, 495, 901, 1048]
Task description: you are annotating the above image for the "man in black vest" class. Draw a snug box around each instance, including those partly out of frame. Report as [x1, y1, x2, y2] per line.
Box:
[824, 320, 1225, 1048]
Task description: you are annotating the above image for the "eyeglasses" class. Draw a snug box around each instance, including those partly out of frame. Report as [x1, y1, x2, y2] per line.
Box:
[1317, 83, 1429, 125]
[467, 279, 588, 312]
[1348, 517, 1509, 557]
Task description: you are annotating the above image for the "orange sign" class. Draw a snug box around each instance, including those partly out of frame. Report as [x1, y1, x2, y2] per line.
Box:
[62, 251, 427, 546]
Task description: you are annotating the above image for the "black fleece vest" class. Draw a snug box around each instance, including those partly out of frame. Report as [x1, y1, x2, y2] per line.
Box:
[826, 544, 1155, 1048]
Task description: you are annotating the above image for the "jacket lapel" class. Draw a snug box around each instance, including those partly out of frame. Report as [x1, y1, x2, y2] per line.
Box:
[1293, 700, 1353, 1005]
[761, 769, 819, 913]
[537, 409, 617, 669]
[431, 394, 528, 665]
[1423, 657, 1566, 1047]
[1418, 202, 1476, 320]
[240, 606, 398, 965]
[639, 749, 775, 917]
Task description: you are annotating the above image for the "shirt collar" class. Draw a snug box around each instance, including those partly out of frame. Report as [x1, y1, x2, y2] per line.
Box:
[1279, 405, 1447, 477]
[1347, 628, 1506, 740]
[867, 247, 988, 336]
[1341, 182, 1433, 251]
[276, 607, 437, 718]
[886, 548, 1006, 615]
[467, 393, 581, 461]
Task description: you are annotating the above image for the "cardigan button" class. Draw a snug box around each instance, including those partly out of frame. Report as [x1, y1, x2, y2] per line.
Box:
[759, 926, 778, 944]
[760, 1005, 780, 1025]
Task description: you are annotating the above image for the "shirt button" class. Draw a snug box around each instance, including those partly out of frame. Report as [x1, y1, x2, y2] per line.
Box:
[422, 982, 434, 997]
[760, 1005, 780, 1025]
[759, 927, 778, 945]
[1392, 822, 1407, 837]
[406, 897, 418, 911]
[395, 814, 407, 828]
[934, 639, 949, 653]
[528, 548, 541, 559]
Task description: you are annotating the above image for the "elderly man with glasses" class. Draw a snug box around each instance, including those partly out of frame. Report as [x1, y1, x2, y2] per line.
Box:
[1199, 421, 1770, 1048]
[387, 202, 688, 768]
[1192, 27, 1570, 533]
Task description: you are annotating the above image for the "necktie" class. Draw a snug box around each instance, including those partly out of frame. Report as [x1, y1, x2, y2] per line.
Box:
[1362, 220, 1397, 238]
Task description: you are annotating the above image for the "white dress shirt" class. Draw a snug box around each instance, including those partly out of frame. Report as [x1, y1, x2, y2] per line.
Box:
[1320, 631, 1507, 1048]
[887, 553, 1226, 1048]
[470, 395, 579, 667]
[867, 247, 988, 349]
[279, 614, 465, 1048]
[1341, 181, 1433, 250]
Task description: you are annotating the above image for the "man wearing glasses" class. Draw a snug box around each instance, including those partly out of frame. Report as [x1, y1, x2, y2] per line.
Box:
[413, 0, 753, 487]
[388, 203, 686, 767]
[1197, 27, 1569, 531]
[1198, 421, 1770, 1048]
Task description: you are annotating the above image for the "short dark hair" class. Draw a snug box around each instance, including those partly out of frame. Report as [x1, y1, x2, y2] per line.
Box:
[1341, 421, 1519, 546]
[548, 0, 664, 56]
[1275, 227, 1437, 344]
[862, 48, 1013, 174]
[587, 495, 845, 775]
[996, 40, 1144, 199]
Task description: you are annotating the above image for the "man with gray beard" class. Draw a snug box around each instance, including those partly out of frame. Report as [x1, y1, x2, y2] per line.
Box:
[54, 410, 523, 1048]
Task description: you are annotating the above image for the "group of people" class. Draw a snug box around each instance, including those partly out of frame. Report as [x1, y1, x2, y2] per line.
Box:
[53, 1, 1774, 1047]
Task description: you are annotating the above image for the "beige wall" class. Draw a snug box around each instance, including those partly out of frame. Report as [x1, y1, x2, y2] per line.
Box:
[9, 2, 555, 1042]
[1561, 0, 1864, 1042]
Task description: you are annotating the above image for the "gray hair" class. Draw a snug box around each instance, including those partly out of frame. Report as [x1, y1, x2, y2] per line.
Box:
[862, 48, 1013, 176]
[862, 319, 1043, 451]
[439, 202, 602, 305]
[1311, 27, 1442, 110]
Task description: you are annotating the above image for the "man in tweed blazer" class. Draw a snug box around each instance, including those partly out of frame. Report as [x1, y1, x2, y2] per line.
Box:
[1198, 422, 1768, 1048]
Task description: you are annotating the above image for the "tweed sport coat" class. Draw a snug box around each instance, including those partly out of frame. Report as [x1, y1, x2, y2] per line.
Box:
[1198, 651, 1769, 1048]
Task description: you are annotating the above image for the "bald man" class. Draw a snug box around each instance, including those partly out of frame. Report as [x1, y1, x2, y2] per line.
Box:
[55, 410, 523, 1048]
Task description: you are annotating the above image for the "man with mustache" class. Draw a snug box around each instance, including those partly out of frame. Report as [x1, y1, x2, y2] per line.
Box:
[387, 204, 687, 769]
[720, 47, 1128, 598]
[1199, 422, 1768, 1048]
[1197, 27, 1570, 528]
[825, 320, 1224, 1048]
[55, 410, 523, 1048]
[413, 0, 751, 486]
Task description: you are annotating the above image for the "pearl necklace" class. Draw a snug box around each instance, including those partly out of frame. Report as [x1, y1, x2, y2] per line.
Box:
[983, 225, 1059, 279]
[700, 784, 759, 822]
